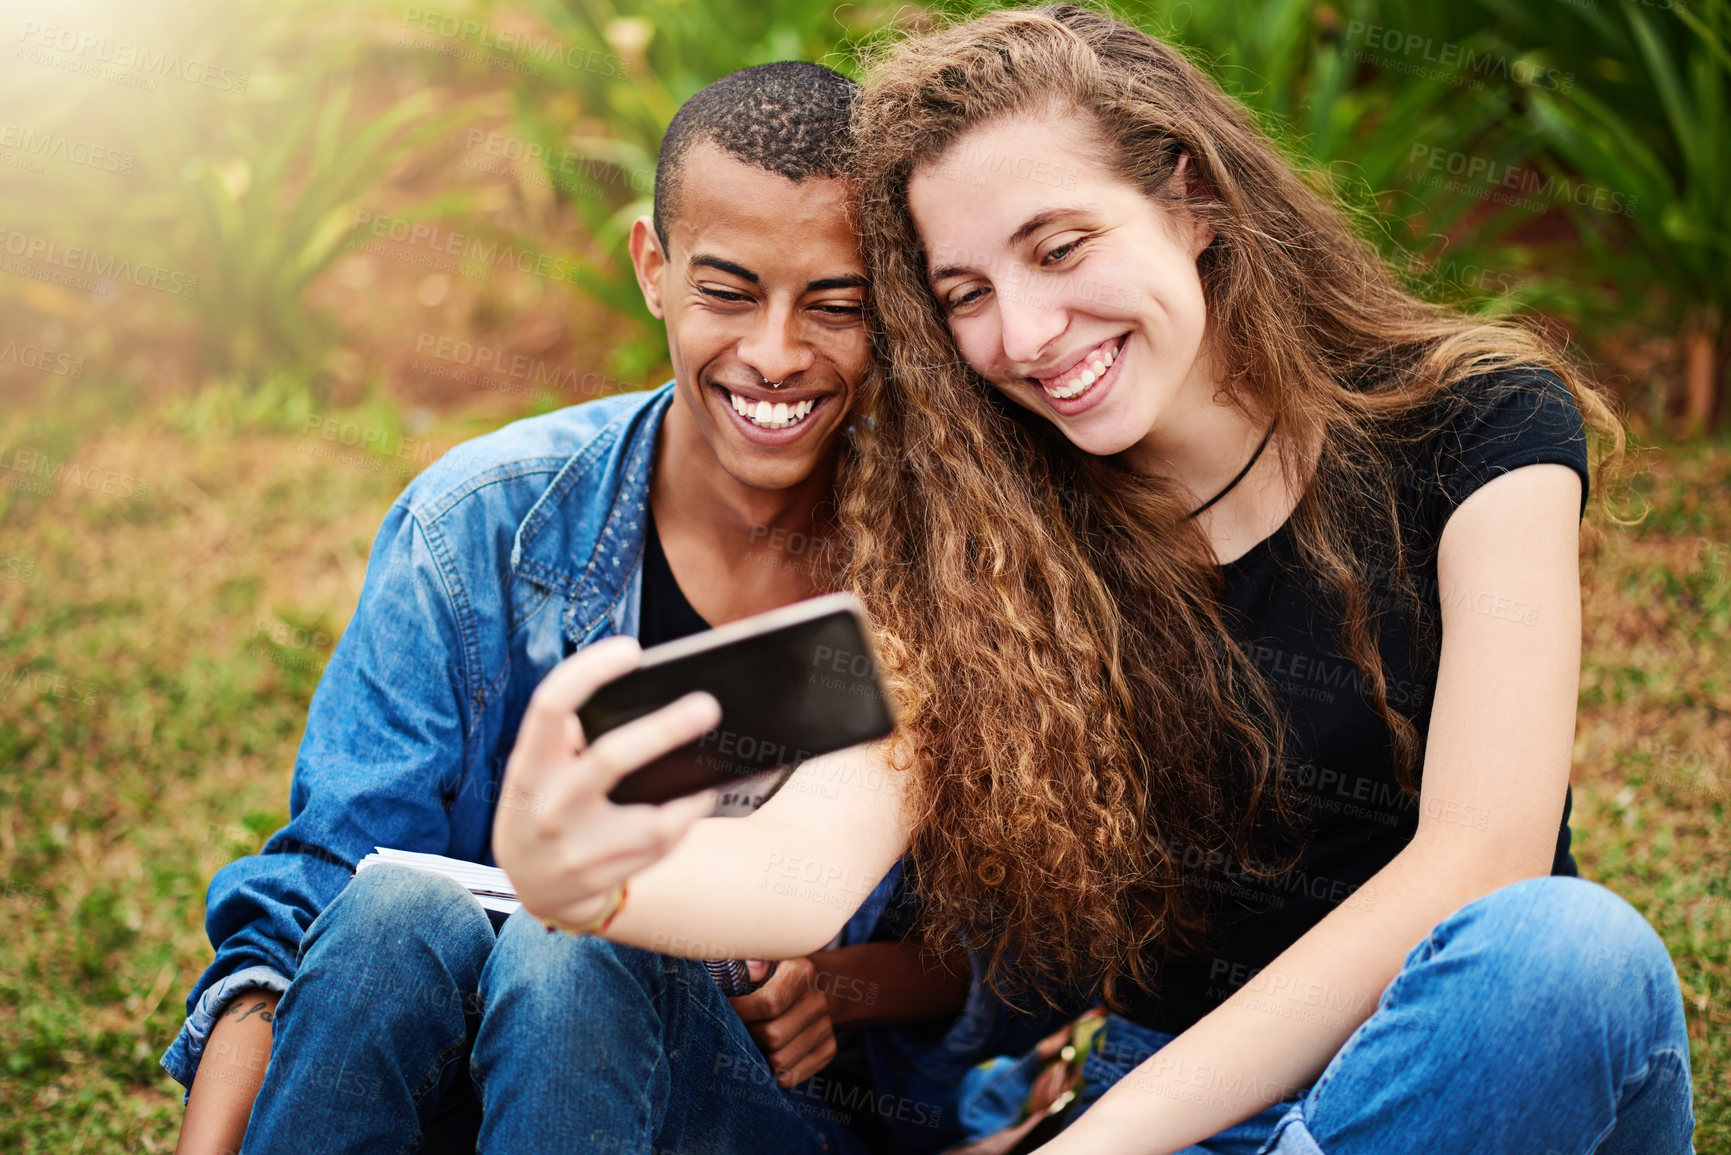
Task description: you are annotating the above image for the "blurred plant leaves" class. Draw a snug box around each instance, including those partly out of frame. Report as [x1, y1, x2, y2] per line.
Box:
[181, 65, 493, 377]
[1523, 0, 1730, 425]
[3, 0, 1725, 427]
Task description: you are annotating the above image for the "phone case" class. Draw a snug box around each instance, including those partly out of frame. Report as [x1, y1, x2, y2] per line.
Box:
[580, 594, 896, 805]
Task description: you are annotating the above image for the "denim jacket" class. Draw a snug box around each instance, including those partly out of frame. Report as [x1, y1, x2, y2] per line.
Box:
[162, 385, 1052, 1122]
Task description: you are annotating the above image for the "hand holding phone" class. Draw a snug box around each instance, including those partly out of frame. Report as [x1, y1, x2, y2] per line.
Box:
[493, 594, 896, 935]
[580, 593, 896, 805]
[491, 636, 723, 932]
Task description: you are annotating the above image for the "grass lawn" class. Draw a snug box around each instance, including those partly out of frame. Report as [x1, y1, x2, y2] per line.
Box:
[1, 386, 1726, 1151]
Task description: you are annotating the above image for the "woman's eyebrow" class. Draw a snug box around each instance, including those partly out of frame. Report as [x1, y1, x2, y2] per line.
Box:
[927, 259, 970, 283]
[1007, 206, 1089, 247]
[927, 205, 1095, 283]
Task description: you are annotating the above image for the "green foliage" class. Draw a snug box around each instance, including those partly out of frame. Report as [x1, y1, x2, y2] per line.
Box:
[484, 0, 1581, 340]
[471, 0, 897, 377]
[4, 0, 1723, 425]
[1526, 0, 1731, 328]
[1117, 0, 1541, 308]
[180, 61, 491, 377]
[0, 0, 496, 407]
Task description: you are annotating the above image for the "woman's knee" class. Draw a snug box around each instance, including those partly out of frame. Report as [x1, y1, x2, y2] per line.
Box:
[1428, 877, 1682, 1039]
[1450, 878, 1666, 970]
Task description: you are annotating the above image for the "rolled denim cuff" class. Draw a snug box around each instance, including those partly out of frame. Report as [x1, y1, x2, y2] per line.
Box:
[159, 964, 292, 1091]
[1264, 1105, 1328, 1154]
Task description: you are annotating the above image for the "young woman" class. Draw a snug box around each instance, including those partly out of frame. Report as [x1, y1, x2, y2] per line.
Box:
[496, 8, 1695, 1153]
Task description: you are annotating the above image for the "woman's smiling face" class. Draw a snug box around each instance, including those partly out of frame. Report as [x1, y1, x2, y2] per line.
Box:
[908, 108, 1217, 460]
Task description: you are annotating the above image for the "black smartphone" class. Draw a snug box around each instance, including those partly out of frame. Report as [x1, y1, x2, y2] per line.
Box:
[580, 592, 895, 805]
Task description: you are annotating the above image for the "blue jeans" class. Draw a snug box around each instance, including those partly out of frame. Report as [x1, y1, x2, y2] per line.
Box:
[1070, 877, 1695, 1154]
[243, 864, 866, 1154]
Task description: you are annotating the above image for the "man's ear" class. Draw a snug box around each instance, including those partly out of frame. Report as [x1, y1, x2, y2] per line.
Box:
[1171, 152, 1216, 257]
[628, 215, 667, 320]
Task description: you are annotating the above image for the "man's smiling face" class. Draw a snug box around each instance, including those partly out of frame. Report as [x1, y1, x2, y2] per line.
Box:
[633, 142, 870, 493]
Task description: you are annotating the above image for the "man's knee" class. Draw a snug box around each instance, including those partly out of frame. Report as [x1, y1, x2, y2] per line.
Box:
[486, 910, 637, 988]
[482, 915, 720, 1026]
[479, 913, 680, 1045]
[301, 864, 495, 1012]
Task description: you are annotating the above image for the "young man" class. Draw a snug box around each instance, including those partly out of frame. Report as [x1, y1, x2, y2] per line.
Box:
[167, 64, 1031, 1154]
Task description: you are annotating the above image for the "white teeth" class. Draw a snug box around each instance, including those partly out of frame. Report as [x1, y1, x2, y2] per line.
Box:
[1041, 340, 1121, 401]
[727, 390, 820, 429]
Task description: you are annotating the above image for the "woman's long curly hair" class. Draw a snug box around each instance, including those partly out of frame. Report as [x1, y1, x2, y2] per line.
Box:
[836, 4, 1622, 1010]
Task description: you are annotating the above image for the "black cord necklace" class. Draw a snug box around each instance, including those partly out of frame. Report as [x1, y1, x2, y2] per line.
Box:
[1185, 417, 1278, 520]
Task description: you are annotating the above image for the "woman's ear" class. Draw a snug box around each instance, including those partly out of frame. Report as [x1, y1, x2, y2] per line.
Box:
[1171, 152, 1216, 257]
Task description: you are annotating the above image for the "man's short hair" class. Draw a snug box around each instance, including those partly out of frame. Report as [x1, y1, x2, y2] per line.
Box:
[653, 61, 858, 250]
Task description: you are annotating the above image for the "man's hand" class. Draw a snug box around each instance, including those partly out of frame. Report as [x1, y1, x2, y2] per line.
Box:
[493, 636, 723, 929]
[730, 957, 838, 1089]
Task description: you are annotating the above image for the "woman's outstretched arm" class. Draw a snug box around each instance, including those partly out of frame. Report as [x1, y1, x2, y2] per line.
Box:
[493, 636, 914, 960]
[1044, 463, 1585, 1155]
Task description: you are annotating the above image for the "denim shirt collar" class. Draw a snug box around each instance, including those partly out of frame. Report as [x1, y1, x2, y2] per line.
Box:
[512, 383, 673, 648]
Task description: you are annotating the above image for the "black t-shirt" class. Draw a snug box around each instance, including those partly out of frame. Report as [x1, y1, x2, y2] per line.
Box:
[639, 508, 711, 648]
[1117, 370, 1591, 1035]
